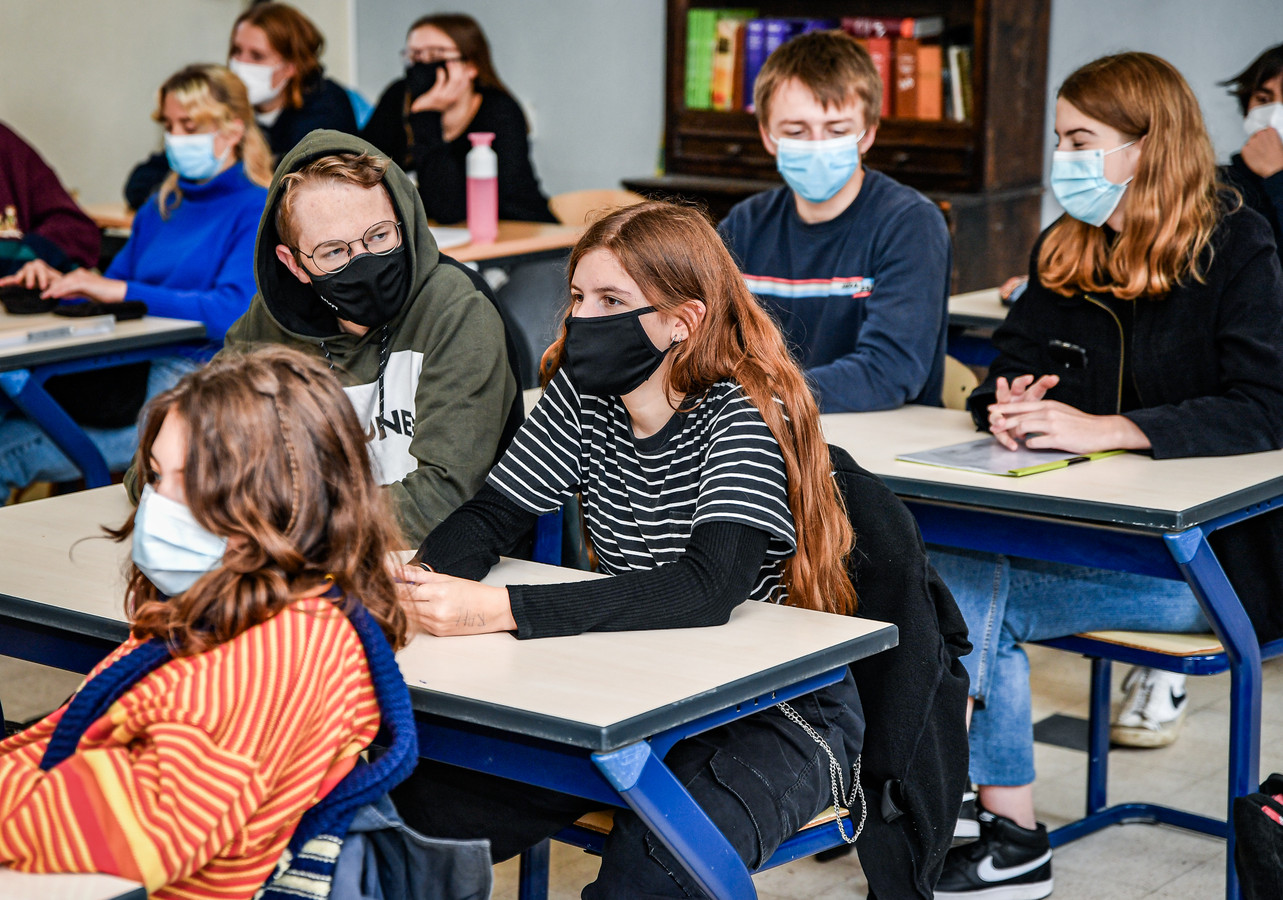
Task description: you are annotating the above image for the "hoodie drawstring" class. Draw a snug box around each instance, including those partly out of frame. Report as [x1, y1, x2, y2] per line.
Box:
[319, 323, 392, 440]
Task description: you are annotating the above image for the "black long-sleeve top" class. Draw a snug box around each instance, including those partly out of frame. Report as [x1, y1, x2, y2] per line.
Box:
[361, 84, 555, 225]
[418, 484, 771, 640]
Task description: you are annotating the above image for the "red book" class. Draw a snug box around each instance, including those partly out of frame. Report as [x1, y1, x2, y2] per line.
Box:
[859, 36, 893, 119]
[894, 37, 920, 119]
[843, 16, 943, 39]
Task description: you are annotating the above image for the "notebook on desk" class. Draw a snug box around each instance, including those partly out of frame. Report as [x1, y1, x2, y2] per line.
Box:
[898, 436, 1123, 476]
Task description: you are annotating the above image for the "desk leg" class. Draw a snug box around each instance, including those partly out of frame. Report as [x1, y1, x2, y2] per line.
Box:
[1167, 527, 1262, 900]
[0, 368, 110, 487]
[593, 742, 756, 900]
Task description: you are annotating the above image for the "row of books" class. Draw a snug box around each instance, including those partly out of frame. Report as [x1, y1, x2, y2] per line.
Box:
[685, 9, 973, 122]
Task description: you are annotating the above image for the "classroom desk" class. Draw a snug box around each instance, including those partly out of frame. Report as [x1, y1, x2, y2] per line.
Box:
[80, 202, 134, 235]
[946, 287, 1007, 366]
[0, 869, 146, 900]
[947, 287, 1007, 330]
[0, 312, 206, 488]
[80, 203, 581, 269]
[822, 405, 1283, 900]
[444, 220, 582, 267]
[0, 486, 897, 900]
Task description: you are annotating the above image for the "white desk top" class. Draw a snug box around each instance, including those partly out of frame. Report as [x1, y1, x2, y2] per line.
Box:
[0, 487, 897, 750]
[0, 869, 144, 900]
[822, 405, 1283, 530]
[0, 311, 205, 371]
[947, 287, 1008, 329]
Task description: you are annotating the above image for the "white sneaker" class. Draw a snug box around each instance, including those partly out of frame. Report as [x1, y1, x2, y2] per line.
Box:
[1111, 667, 1187, 748]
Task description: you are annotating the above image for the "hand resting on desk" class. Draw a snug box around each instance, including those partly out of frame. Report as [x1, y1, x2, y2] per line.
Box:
[988, 374, 1151, 454]
[398, 563, 517, 635]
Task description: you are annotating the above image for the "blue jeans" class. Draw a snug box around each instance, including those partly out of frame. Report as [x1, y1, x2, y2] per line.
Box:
[0, 356, 198, 492]
[928, 546, 1208, 787]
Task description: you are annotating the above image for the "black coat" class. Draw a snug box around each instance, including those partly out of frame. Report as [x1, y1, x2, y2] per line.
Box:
[1221, 153, 1283, 272]
[968, 206, 1283, 642]
[831, 446, 972, 899]
[361, 84, 554, 225]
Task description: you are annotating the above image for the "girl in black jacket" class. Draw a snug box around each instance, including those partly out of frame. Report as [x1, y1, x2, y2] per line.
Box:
[934, 52, 1283, 900]
[361, 13, 555, 225]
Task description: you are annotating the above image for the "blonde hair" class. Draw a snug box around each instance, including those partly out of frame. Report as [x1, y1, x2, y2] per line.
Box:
[153, 64, 274, 218]
[541, 202, 857, 616]
[1039, 52, 1221, 299]
[274, 152, 391, 247]
[753, 30, 882, 130]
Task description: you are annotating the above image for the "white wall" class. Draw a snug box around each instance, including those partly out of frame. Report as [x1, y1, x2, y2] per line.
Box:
[0, 0, 1275, 213]
[1041, 0, 1281, 223]
[353, 0, 666, 198]
[0, 0, 355, 206]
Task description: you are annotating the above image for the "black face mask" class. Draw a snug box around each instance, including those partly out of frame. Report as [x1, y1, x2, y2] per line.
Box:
[308, 247, 411, 328]
[405, 61, 447, 101]
[563, 307, 673, 397]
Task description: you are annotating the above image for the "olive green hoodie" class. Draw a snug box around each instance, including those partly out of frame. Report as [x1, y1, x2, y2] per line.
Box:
[224, 130, 518, 540]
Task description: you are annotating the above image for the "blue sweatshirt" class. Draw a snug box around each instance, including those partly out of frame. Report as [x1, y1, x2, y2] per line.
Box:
[106, 161, 267, 355]
[718, 170, 951, 412]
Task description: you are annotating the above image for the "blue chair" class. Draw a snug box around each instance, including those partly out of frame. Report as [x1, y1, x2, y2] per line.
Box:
[1034, 626, 1283, 900]
[346, 87, 374, 130]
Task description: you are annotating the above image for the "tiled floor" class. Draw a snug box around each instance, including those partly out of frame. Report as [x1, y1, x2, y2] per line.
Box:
[3, 644, 1279, 898]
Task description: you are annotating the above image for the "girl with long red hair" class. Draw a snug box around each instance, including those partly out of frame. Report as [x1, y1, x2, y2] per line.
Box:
[393, 199, 864, 896]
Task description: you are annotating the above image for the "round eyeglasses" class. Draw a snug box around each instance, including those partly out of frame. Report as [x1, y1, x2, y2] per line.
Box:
[296, 220, 403, 275]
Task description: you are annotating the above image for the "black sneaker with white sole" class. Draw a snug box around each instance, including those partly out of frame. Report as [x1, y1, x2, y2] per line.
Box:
[935, 809, 1052, 899]
[954, 789, 980, 844]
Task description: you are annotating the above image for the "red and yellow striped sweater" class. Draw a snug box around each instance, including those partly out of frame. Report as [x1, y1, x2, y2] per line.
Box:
[0, 598, 380, 899]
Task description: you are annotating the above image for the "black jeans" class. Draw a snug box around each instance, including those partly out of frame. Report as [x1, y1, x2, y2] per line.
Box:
[391, 670, 865, 899]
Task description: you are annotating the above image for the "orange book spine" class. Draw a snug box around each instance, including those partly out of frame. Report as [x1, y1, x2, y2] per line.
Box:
[917, 44, 943, 120]
[894, 37, 920, 119]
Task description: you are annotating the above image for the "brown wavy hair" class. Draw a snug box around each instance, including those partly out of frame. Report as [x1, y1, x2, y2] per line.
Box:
[231, 2, 325, 110]
[110, 347, 411, 656]
[540, 201, 857, 615]
[407, 13, 509, 94]
[1039, 52, 1221, 300]
[152, 65, 274, 218]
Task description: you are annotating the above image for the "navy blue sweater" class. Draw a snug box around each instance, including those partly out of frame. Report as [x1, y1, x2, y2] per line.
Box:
[718, 170, 950, 413]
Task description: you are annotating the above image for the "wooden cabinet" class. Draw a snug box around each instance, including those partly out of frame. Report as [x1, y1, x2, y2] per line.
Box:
[624, 0, 1051, 292]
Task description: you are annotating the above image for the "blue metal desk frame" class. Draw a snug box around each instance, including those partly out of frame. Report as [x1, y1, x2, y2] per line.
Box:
[0, 586, 896, 900]
[902, 492, 1283, 900]
[0, 326, 205, 488]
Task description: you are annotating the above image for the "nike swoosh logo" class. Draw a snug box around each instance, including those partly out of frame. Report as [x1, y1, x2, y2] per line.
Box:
[976, 850, 1052, 882]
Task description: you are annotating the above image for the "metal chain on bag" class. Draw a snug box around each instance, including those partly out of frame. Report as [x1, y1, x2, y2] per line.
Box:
[778, 701, 867, 844]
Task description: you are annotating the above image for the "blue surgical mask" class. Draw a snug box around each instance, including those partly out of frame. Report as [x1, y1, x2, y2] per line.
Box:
[132, 484, 229, 596]
[163, 131, 228, 182]
[1050, 141, 1136, 227]
[771, 131, 865, 204]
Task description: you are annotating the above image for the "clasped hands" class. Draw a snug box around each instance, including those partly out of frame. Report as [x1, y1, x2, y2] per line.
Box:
[396, 563, 517, 636]
[0, 259, 126, 302]
[987, 373, 1150, 454]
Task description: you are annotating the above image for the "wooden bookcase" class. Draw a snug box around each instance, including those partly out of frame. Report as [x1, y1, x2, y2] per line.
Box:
[623, 0, 1051, 292]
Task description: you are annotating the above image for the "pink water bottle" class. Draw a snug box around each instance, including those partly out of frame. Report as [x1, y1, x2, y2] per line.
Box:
[466, 132, 498, 244]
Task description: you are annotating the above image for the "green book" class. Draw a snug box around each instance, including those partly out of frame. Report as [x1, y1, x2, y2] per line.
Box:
[896, 437, 1124, 477]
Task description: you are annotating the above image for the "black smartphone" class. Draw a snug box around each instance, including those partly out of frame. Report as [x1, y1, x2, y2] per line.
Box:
[1047, 339, 1088, 369]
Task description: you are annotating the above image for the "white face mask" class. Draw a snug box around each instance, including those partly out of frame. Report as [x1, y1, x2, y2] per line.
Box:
[229, 58, 285, 107]
[1244, 102, 1283, 140]
[132, 485, 229, 596]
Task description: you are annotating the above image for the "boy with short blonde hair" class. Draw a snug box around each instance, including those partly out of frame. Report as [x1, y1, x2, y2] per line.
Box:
[719, 30, 951, 413]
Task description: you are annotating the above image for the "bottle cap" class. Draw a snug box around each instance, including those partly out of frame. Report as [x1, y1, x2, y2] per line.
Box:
[468, 132, 496, 147]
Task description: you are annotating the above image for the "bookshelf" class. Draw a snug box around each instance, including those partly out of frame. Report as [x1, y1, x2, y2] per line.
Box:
[624, 0, 1051, 292]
